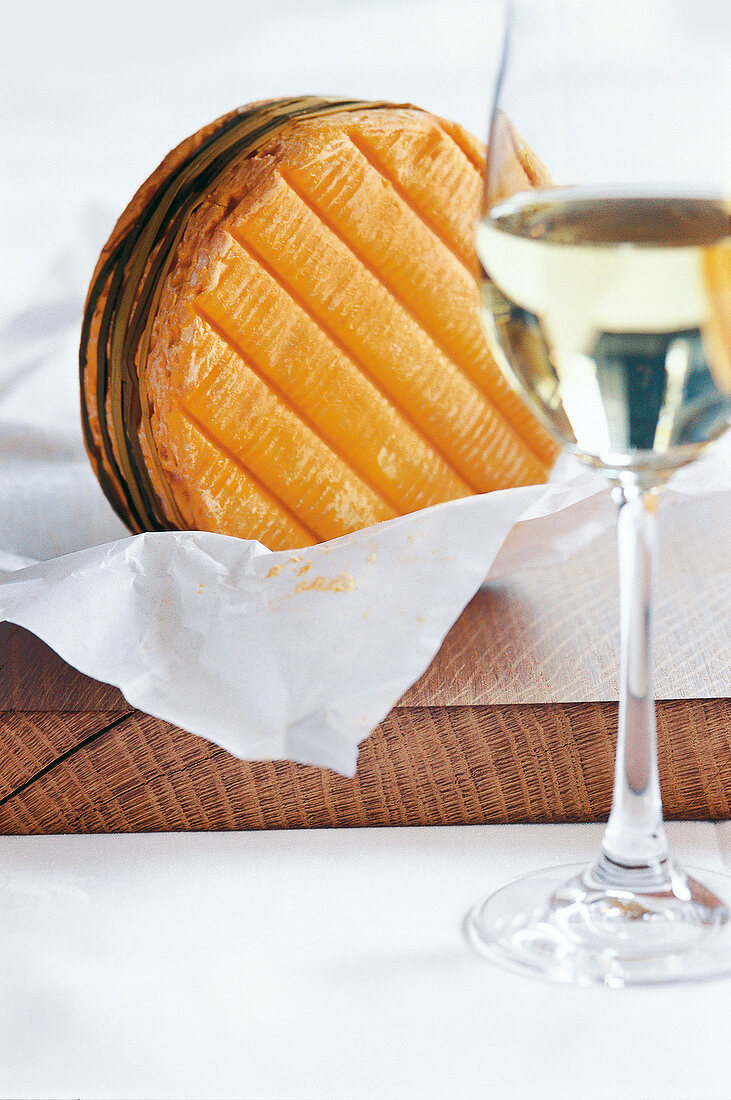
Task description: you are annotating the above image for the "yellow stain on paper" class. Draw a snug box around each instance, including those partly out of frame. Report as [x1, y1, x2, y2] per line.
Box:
[295, 572, 356, 594]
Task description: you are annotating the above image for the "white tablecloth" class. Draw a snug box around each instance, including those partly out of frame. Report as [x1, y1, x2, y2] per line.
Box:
[3, 4, 730, 1097]
[2, 824, 730, 1100]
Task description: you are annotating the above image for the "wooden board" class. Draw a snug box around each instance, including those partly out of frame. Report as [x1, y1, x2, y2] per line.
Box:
[1, 609, 729, 834]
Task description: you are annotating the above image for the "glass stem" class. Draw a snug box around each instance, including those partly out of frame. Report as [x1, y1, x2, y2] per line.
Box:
[593, 482, 672, 891]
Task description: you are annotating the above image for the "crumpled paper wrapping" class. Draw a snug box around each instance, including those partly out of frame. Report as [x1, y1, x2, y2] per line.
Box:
[1, 226, 729, 775]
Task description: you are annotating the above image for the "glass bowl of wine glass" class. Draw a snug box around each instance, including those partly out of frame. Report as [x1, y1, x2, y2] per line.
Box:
[466, 0, 731, 987]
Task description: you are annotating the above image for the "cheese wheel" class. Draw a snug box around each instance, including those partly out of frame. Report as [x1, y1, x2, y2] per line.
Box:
[80, 97, 557, 549]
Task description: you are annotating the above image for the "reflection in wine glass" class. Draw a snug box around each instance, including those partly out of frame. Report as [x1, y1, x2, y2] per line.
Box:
[466, 0, 731, 986]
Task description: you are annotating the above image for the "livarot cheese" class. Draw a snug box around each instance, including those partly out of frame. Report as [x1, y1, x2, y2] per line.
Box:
[80, 96, 557, 549]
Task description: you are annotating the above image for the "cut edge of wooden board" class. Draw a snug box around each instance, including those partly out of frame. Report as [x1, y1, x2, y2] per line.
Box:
[0, 699, 729, 834]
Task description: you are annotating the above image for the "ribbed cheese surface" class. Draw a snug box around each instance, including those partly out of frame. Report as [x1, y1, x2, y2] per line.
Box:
[82, 100, 558, 549]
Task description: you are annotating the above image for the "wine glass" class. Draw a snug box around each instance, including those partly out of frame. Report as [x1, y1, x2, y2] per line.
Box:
[466, 0, 731, 986]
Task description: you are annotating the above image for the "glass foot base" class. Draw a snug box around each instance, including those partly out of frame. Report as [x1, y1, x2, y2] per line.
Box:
[465, 863, 731, 987]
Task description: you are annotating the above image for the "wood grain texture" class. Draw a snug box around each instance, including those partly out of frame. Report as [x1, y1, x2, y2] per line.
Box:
[1, 538, 729, 837]
[0, 623, 125, 711]
[0, 699, 729, 834]
[403, 497, 731, 705]
[0, 710, 131, 802]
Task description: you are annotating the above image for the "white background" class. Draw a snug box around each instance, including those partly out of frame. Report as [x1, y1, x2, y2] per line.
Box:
[2, 3, 730, 1097]
[1, 0, 502, 324]
[2, 824, 731, 1099]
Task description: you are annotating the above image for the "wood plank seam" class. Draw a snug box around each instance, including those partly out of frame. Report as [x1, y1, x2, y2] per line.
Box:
[0, 711, 132, 809]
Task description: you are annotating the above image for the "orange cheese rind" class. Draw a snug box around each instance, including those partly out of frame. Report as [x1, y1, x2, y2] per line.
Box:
[80, 97, 558, 550]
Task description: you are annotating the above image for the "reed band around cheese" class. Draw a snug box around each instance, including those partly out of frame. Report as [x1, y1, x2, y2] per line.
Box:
[80, 96, 558, 550]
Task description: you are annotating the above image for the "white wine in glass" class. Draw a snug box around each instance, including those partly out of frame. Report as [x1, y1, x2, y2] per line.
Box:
[467, 0, 731, 986]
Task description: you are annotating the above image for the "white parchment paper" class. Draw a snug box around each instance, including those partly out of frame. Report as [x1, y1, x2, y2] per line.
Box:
[1, 230, 729, 775]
